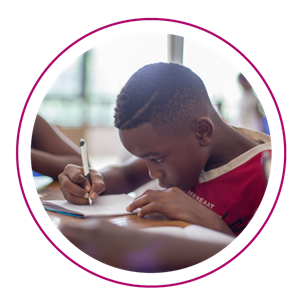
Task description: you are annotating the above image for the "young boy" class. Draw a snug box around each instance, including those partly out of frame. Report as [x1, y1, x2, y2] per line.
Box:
[58, 62, 271, 237]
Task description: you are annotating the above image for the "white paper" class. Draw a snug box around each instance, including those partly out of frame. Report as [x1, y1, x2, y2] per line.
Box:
[132, 179, 164, 196]
[140, 225, 235, 246]
[42, 194, 137, 217]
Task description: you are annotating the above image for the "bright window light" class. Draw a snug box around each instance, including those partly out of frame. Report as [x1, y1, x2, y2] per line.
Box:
[39, 34, 168, 127]
[183, 39, 242, 123]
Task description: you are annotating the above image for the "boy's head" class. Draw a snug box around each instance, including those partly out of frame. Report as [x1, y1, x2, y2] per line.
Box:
[114, 63, 216, 191]
[114, 62, 213, 136]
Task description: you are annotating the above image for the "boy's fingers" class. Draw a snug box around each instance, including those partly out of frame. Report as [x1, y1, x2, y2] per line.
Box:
[59, 167, 90, 205]
[64, 165, 91, 189]
[138, 202, 165, 217]
[58, 165, 106, 204]
[59, 176, 91, 205]
[126, 193, 159, 212]
[90, 173, 106, 200]
[59, 174, 89, 199]
[61, 193, 91, 205]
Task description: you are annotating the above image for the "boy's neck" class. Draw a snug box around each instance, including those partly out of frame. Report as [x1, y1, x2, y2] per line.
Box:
[205, 116, 258, 171]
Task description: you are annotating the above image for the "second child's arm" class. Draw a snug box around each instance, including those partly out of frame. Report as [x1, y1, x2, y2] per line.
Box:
[31, 149, 82, 180]
[31, 115, 82, 179]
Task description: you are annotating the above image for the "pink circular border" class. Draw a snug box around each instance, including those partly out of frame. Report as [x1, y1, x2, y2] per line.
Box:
[16, 18, 286, 288]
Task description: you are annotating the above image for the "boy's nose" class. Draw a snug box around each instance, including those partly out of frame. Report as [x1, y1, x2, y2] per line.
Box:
[147, 165, 164, 180]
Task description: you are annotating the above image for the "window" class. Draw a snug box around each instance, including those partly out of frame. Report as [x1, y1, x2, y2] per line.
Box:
[39, 34, 168, 127]
[39, 34, 269, 134]
[183, 38, 242, 123]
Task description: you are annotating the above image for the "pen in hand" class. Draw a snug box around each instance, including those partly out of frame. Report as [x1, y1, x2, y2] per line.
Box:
[80, 139, 93, 206]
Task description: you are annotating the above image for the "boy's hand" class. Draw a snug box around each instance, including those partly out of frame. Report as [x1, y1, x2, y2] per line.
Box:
[127, 187, 235, 236]
[58, 164, 105, 205]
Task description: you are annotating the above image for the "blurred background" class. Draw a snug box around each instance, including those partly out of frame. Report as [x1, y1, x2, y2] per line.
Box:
[38, 34, 270, 170]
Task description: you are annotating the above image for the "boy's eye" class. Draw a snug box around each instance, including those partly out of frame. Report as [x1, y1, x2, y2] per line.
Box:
[152, 158, 163, 163]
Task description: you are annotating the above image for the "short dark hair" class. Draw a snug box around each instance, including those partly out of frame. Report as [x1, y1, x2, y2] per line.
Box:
[114, 62, 213, 135]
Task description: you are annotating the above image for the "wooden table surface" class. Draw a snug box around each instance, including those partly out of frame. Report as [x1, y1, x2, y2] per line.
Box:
[38, 181, 227, 273]
[40, 181, 190, 229]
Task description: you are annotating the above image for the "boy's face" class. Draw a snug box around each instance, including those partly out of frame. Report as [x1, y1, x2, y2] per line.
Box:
[119, 123, 209, 191]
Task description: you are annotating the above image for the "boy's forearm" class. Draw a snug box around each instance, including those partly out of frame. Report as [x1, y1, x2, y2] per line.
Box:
[99, 166, 133, 194]
[199, 216, 236, 238]
[100, 164, 151, 195]
[209, 218, 236, 237]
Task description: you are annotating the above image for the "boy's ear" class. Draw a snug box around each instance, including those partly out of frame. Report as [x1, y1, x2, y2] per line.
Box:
[195, 117, 214, 147]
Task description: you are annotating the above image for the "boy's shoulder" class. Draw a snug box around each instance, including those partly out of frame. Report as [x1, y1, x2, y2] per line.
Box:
[199, 127, 271, 184]
[233, 126, 271, 145]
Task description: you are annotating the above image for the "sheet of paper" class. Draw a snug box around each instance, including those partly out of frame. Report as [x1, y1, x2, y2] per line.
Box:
[42, 194, 137, 217]
[140, 225, 235, 246]
[139, 225, 235, 263]
[184, 225, 235, 245]
[133, 179, 163, 196]
[139, 226, 186, 238]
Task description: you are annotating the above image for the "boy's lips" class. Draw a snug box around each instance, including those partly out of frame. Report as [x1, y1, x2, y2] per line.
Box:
[158, 181, 181, 189]
[158, 180, 191, 191]
[158, 181, 172, 188]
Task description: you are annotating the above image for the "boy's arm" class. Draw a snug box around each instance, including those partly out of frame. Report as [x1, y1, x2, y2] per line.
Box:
[58, 157, 151, 205]
[126, 187, 236, 237]
[100, 156, 151, 195]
